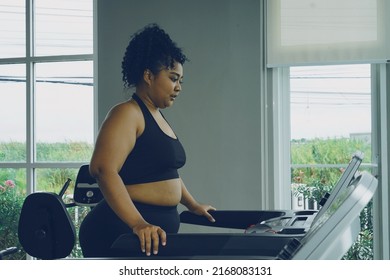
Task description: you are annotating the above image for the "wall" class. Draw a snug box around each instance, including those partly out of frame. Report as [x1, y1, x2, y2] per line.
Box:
[96, 0, 262, 232]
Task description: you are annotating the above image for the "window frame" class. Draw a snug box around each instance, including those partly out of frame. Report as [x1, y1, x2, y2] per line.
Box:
[371, 63, 390, 260]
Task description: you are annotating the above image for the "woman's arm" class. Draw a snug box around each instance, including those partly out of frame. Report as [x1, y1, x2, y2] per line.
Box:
[89, 102, 165, 256]
[180, 179, 216, 222]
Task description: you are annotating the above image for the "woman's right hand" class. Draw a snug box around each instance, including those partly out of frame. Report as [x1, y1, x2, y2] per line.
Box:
[132, 222, 167, 256]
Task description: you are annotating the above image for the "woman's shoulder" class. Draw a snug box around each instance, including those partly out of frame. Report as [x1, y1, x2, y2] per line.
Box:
[107, 99, 142, 120]
[98, 100, 143, 134]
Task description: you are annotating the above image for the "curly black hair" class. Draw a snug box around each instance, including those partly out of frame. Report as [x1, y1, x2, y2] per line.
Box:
[121, 24, 188, 88]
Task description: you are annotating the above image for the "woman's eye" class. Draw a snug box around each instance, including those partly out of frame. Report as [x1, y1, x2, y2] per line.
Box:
[170, 76, 183, 84]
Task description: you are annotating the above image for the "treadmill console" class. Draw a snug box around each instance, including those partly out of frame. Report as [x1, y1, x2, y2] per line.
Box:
[245, 210, 317, 235]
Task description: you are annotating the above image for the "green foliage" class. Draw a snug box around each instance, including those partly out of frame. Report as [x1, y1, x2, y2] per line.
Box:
[0, 168, 26, 190]
[0, 180, 26, 260]
[291, 137, 373, 260]
[342, 201, 374, 260]
[0, 141, 93, 162]
[36, 168, 79, 194]
[292, 178, 334, 204]
[291, 137, 371, 165]
[0, 141, 93, 193]
[0, 142, 26, 162]
[36, 141, 93, 162]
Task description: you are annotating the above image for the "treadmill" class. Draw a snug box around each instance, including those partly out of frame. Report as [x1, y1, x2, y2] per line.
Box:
[111, 152, 377, 259]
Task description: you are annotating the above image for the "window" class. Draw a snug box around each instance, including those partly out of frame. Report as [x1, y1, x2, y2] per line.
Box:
[264, 0, 390, 260]
[0, 0, 93, 259]
[289, 64, 375, 259]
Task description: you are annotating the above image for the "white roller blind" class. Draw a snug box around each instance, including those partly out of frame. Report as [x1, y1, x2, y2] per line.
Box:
[266, 0, 390, 67]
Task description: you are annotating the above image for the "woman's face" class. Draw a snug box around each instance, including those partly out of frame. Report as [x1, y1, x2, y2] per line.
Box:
[148, 62, 184, 109]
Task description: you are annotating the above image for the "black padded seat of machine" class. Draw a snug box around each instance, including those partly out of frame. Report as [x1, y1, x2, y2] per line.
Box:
[18, 192, 75, 260]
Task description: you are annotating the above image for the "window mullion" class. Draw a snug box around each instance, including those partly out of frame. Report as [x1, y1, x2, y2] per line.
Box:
[31, 54, 94, 63]
[25, 0, 35, 195]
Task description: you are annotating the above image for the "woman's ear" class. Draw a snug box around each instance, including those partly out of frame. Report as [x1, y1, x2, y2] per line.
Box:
[143, 69, 154, 86]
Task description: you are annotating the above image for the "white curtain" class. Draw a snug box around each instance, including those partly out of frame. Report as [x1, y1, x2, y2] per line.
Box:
[266, 0, 390, 67]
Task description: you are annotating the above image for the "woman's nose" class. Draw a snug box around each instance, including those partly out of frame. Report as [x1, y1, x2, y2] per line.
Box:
[175, 82, 182, 91]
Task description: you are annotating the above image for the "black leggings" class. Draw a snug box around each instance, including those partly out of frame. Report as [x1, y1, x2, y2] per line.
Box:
[79, 200, 180, 257]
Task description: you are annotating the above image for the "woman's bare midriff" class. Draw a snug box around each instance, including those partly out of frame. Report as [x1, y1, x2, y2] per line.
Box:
[125, 178, 182, 206]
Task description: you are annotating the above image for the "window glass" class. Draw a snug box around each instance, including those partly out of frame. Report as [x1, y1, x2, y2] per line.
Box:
[290, 64, 373, 260]
[290, 64, 371, 142]
[290, 64, 372, 203]
[34, 0, 93, 56]
[35, 168, 77, 193]
[35, 61, 94, 162]
[0, 0, 25, 58]
[0, 64, 26, 162]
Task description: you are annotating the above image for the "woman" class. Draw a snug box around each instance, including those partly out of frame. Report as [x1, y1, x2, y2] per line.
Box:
[79, 24, 215, 257]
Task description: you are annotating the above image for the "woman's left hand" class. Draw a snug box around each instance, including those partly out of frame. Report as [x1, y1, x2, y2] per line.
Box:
[189, 204, 216, 223]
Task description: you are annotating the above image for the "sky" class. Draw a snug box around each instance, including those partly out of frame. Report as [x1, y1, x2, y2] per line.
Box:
[290, 64, 371, 140]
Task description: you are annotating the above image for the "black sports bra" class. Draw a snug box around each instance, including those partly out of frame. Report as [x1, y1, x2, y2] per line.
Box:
[118, 94, 186, 185]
